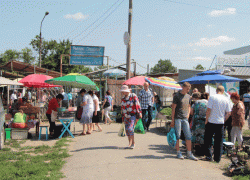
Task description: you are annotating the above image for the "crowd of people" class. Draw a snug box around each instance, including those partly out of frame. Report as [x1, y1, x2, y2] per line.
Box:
[5, 80, 249, 162]
[170, 82, 248, 162]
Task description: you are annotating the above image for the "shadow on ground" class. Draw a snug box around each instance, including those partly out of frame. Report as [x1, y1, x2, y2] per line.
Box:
[71, 146, 126, 152]
[148, 126, 167, 137]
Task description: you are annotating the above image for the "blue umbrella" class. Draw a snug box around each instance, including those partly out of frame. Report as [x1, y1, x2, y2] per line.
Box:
[179, 70, 243, 84]
[103, 69, 126, 77]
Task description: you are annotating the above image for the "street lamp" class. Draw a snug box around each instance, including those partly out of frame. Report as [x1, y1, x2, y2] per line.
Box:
[39, 11, 49, 68]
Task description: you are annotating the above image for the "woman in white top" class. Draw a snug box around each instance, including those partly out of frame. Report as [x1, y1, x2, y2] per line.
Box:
[80, 89, 94, 135]
[89, 91, 102, 132]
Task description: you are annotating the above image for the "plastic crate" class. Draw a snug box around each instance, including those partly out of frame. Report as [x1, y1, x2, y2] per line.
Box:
[11, 128, 28, 140]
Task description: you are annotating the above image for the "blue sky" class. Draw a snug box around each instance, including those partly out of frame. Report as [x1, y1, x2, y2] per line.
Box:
[1, 0, 250, 74]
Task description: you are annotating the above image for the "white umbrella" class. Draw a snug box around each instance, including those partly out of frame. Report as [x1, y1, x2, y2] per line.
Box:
[0, 77, 23, 105]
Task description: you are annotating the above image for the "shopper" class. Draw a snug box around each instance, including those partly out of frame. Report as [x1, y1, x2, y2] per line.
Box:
[89, 91, 102, 132]
[61, 89, 69, 108]
[46, 94, 64, 138]
[80, 89, 94, 135]
[138, 82, 154, 131]
[230, 92, 245, 149]
[243, 88, 250, 120]
[170, 82, 198, 161]
[120, 85, 142, 149]
[102, 90, 113, 125]
[204, 86, 231, 163]
[190, 92, 208, 156]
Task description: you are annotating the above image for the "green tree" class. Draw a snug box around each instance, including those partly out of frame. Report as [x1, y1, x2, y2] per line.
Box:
[0, 49, 19, 65]
[194, 64, 205, 70]
[21, 47, 35, 64]
[30, 36, 92, 74]
[150, 59, 177, 74]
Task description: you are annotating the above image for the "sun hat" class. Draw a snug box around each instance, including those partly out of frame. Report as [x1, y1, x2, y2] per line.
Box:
[120, 85, 131, 92]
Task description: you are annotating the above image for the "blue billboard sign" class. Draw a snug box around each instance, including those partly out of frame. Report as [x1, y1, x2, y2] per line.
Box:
[70, 45, 104, 65]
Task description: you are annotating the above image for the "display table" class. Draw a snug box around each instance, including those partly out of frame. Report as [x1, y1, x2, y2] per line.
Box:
[58, 117, 74, 138]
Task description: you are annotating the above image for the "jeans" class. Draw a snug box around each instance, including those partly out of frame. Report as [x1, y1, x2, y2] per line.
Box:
[46, 114, 55, 134]
[174, 118, 192, 140]
[231, 126, 243, 146]
[204, 122, 224, 162]
[245, 103, 250, 120]
[142, 106, 153, 130]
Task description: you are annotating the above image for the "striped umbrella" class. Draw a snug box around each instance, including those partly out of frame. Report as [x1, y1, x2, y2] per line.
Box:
[145, 77, 182, 90]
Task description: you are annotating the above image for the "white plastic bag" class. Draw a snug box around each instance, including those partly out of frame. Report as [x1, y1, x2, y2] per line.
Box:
[118, 123, 126, 137]
[51, 110, 58, 122]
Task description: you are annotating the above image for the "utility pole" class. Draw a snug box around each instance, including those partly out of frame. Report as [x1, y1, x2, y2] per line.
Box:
[126, 0, 133, 80]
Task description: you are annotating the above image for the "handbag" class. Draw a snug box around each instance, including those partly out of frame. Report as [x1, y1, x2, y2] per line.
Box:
[103, 97, 110, 109]
[118, 123, 126, 137]
[132, 94, 140, 119]
[76, 107, 83, 120]
[51, 110, 58, 122]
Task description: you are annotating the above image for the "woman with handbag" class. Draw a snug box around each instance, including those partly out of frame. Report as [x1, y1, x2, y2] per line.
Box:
[120, 85, 142, 149]
[89, 91, 102, 132]
[46, 94, 64, 138]
[102, 90, 113, 125]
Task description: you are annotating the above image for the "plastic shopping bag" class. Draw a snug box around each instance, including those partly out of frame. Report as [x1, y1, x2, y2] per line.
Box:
[51, 110, 58, 122]
[118, 123, 126, 137]
[134, 119, 145, 134]
[167, 128, 177, 149]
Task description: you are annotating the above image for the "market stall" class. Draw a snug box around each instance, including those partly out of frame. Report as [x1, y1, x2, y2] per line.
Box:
[45, 74, 99, 135]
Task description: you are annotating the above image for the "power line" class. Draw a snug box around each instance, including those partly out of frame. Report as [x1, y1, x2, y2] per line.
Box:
[60, 0, 110, 40]
[75, 0, 125, 44]
[165, 0, 250, 15]
[67, 0, 122, 41]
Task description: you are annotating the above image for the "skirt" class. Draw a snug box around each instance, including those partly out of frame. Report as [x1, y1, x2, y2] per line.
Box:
[124, 115, 136, 136]
[92, 111, 101, 123]
[80, 108, 94, 124]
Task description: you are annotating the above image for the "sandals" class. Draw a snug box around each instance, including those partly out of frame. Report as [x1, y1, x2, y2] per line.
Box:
[79, 132, 86, 136]
[86, 132, 91, 135]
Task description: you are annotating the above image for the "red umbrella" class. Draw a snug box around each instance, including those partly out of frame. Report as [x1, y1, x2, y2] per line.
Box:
[123, 76, 147, 86]
[19, 74, 60, 88]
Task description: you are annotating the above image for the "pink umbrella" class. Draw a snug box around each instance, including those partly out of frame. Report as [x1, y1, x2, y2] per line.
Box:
[123, 76, 147, 86]
[19, 74, 60, 88]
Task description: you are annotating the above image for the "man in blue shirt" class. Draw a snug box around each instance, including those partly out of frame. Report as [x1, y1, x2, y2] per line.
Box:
[243, 88, 250, 120]
[138, 82, 154, 131]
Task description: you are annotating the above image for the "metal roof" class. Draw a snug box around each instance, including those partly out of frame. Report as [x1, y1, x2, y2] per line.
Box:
[0, 60, 63, 78]
[223, 66, 250, 77]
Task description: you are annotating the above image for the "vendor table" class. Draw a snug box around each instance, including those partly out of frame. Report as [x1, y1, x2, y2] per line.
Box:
[58, 117, 74, 138]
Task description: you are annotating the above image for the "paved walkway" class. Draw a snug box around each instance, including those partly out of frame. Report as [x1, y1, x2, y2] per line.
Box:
[62, 121, 230, 180]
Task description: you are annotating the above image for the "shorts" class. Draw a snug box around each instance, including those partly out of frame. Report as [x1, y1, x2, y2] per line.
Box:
[175, 118, 192, 140]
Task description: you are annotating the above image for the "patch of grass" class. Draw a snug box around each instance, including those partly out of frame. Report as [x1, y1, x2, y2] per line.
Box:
[1, 137, 72, 180]
[232, 175, 250, 180]
[2, 147, 11, 151]
[243, 129, 250, 137]
[160, 107, 172, 117]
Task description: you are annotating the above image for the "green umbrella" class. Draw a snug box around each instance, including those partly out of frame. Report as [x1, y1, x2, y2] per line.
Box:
[45, 75, 99, 91]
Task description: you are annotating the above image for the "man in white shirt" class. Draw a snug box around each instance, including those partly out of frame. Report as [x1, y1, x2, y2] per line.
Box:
[204, 85, 231, 163]
[61, 89, 68, 108]
[10, 90, 17, 105]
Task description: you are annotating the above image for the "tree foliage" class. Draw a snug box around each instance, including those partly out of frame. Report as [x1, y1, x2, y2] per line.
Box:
[20, 47, 35, 64]
[0, 49, 19, 65]
[30, 35, 92, 74]
[150, 59, 177, 74]
[195, 64, 205, 70]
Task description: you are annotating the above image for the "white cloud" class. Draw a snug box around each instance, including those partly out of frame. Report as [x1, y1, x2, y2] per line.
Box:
[189, 36, 235, 47]
[64, 12, 89, 20]
[192, 57, 212, 61]
[208, 8, 236, 17]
